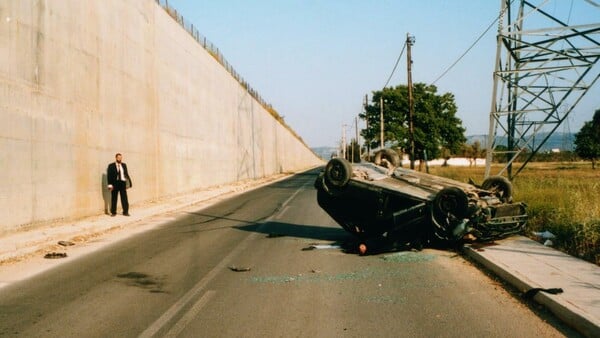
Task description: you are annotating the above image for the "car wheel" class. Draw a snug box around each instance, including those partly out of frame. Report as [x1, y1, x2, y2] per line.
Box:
[433, 187, 469, 219]
[374, 149, 401, 167]
[324, 158, 352, 188]
[431, 187, 469, 243]
[482, 176, 513, 203]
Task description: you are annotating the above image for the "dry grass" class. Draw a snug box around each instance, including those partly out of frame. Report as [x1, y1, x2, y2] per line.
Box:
[428, 162, 600, 265]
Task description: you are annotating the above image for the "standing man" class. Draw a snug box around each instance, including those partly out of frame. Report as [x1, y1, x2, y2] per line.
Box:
[107, 153, 132, 216]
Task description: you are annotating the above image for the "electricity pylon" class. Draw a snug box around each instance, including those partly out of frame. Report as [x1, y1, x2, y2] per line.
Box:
[485, 0, 600, 179]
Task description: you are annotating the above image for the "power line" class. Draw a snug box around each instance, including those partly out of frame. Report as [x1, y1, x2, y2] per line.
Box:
[383, 41, 407, 88]
[431, 4, 510, 85]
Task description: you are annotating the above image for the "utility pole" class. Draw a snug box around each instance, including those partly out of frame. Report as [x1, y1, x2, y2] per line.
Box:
[407, 33, 416, 170]
[364, 94, 370, 158]
[341, 124, 347, 160]
[355, 116, 360, 161]
[379, 96, 384, 149]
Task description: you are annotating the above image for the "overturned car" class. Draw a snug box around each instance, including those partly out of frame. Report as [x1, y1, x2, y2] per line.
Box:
[315, 153, 527, 253]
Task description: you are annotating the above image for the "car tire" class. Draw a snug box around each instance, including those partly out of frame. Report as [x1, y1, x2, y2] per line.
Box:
[482, 176, 513, 203]
[374, 149, 401, 167]
[433, 187, 469, 219]
[431, 187, 469, 244]
[324, 158, 353, 188]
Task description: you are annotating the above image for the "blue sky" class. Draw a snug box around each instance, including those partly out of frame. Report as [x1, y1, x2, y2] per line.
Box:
[165, 0, 599, 148]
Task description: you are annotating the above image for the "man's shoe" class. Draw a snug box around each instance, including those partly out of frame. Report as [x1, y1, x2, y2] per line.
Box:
[111, 214, 116, 217]
[123, 213, 130, 216]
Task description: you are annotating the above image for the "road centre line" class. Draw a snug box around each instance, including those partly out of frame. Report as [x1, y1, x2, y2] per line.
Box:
[274, 206, 290, 220]
[139, 180, 310, 337]
[164, 290, 217, 338]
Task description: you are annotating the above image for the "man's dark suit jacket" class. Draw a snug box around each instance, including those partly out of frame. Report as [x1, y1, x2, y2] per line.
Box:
[107, 162, 132, 187]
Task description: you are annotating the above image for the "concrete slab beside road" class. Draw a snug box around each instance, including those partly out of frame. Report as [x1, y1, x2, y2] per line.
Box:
[465, 236, 600, 337]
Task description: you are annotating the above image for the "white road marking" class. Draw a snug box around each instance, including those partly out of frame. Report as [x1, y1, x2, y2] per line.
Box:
[164, 290, 216, 337]
[274, 205, 290, 220]
[139, 180, 309, 337]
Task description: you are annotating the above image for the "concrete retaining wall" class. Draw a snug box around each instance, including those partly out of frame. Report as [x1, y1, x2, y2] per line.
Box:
[0, 0, 322, 232]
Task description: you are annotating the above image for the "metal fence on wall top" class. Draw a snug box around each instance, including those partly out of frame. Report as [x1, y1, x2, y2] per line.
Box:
[155, 1, 270, 111]
[154, 0, 308, 145]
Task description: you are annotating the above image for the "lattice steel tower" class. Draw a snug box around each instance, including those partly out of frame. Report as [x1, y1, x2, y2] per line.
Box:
[485, 0, 600, 179]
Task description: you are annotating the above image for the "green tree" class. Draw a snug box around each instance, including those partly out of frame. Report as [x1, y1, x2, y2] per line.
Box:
[462, 140, 485, 167]
[345, 139, 362, 163]
[360, 83, 466, 166]
[574, 108, 600, 169]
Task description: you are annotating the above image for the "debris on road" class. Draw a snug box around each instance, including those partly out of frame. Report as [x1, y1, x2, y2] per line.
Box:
[301, 244, 341, 251]
[522, 287, 564, 299]
[229, 266, 251, 272]
[358, 243, 367, 255]
[380, 252, 436, 263]
[44, 252, 67, 259]
[58, 240, 75, 246]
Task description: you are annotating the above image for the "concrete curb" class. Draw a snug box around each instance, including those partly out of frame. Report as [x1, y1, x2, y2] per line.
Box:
[464, 237, 600, 337]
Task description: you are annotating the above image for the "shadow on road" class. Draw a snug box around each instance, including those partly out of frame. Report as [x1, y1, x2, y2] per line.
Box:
[181, 212, 426, 256]
[236, 221, 370, 254]
[235, 221, 427, 255]
[175, 212, 351, 245]
[236, 221, 350, 242]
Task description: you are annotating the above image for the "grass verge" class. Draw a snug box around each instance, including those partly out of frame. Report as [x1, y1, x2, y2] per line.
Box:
[429, 162, 600, 266]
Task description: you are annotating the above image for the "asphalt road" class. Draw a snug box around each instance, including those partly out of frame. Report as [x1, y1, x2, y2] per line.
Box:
[0, 170, 574, 337]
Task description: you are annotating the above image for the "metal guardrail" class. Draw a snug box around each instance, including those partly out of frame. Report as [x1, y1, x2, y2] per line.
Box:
[154, 0, 307, 146]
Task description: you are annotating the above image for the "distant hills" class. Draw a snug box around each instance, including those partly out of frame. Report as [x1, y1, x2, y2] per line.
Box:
[466, 132, 575, 152]
[312, 132, 576, 160]
[312, 147, 339, 160]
